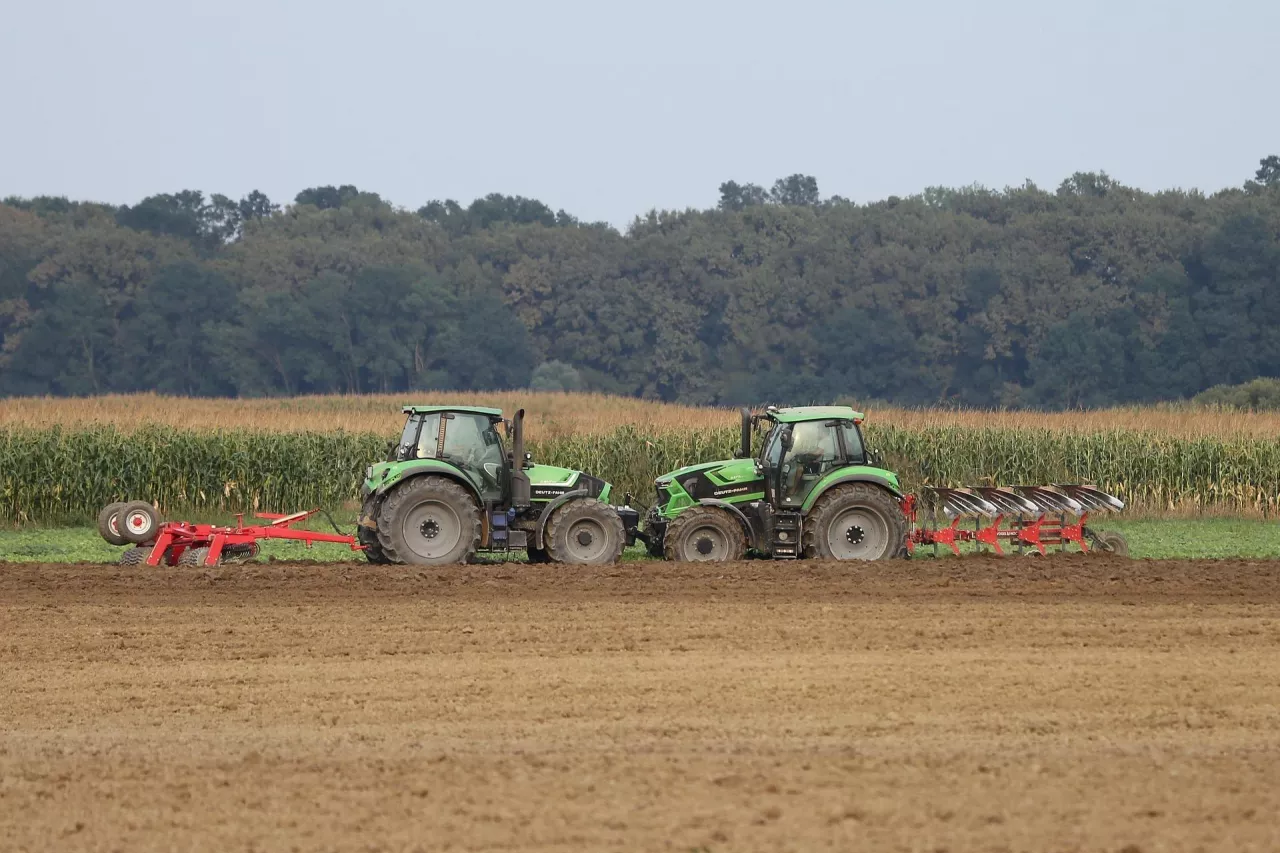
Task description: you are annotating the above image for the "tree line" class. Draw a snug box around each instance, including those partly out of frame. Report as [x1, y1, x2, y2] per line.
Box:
[2, 157, 1279, 407]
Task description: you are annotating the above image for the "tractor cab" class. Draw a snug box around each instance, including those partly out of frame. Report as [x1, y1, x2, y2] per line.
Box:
[754, 406, 873, 511]
[392, 406, 511, 503]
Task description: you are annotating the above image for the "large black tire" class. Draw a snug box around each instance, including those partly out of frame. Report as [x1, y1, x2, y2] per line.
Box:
[179, 547, 215, 567]
[802, 483, 907, 561]
[97, 502, 128, 546]
[663, 506, 747, 562]
[358, 525, 391, 564]
[118, 501, 162, 545]
[119, 545, 151, 566]
[544, 498, 625, 565]
[376, 476, 481, 565]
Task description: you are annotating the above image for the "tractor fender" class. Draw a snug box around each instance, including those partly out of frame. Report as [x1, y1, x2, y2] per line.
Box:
[697, 498, 763, 553]
[801, 473, 903, 513]
[364, 465, 483, 531]
[534, 489, 589, 550]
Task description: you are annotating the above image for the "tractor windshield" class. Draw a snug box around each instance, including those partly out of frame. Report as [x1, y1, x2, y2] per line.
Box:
[396, 413, 442, 460]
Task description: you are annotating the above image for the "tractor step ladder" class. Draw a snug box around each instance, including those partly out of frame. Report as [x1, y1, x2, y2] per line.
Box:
[770, 510, 803, 559]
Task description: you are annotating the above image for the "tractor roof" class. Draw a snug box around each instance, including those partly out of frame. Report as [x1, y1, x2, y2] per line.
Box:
[768, 405, 865, 424]
[402, 405, 504, 418]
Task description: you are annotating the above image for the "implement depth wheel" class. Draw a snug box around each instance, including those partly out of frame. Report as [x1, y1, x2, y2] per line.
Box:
[545, 498, 625, 565]
[663, 506, 746, 562]
[803, 483, 907, 561]
[118, 501, 162, 545]
[376, 476, 481, 565]
[1094, 529, 1129, 557]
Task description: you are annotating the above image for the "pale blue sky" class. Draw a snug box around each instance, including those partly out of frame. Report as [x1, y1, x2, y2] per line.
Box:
[2, 0, 1276, 225]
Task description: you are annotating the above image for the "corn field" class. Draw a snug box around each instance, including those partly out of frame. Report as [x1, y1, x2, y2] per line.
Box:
[4, 422, 1280, 524]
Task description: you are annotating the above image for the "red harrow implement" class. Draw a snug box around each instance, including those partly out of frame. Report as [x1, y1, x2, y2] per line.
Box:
[903, 484, 1127, 557]
[99, 501, 365, 566]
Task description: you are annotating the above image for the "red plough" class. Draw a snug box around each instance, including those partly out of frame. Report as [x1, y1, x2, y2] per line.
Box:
[102, 502, 365, 566]
[902, 485, 1127, 557]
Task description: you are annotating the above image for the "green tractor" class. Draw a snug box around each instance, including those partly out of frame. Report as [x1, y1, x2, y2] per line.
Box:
[358, 405, 640, 565]
[643, 406, 908, 561]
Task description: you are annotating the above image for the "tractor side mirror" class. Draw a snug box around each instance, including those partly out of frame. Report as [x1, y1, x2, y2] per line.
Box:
[501, 418, 513, 437]
[779, 426, 794, 452]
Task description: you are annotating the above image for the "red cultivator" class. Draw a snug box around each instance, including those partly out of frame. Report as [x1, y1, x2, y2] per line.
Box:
[903, 485, 1128, 557]
[101, 501, 365, 566]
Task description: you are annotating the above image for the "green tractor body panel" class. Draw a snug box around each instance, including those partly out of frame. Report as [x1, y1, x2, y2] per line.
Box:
[654, 457, 764, 520]
[527, 464, 611, 504]
[364, 458, 474, 498]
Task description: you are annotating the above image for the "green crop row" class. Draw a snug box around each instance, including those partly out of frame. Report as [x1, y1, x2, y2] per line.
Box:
[4, 424, 1280, 524]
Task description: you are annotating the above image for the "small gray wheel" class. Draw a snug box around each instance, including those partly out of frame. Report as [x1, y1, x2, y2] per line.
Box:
[1095, 530, 1129, 557]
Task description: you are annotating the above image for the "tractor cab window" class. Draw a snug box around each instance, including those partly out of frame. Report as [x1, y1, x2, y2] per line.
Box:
[841, 422, 867, 464]
[403, 413, 442, 460]
[779, 420, 843, 506]
[441, 413, 506, 500]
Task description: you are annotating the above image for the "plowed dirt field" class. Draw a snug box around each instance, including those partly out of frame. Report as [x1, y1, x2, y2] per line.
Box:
[3, 556, 1280, 852]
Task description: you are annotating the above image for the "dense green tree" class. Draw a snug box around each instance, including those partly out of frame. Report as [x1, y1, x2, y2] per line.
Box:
[3, 168, 1280, 406]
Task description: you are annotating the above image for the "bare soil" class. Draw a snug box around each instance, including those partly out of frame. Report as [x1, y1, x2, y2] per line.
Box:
[3, 555, 1280, 852]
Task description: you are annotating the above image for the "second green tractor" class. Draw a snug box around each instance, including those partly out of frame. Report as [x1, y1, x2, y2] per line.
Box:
[642, 406, 908, 561]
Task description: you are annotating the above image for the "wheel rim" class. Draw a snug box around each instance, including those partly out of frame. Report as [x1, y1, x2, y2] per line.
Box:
[401, 499, 463, 560]
[124, 510, 153, 538]
[681, 523, 731, 561]
[825, 506, 889, 560]
[108, 514, 121, 538]
[563, 517, 610, 563]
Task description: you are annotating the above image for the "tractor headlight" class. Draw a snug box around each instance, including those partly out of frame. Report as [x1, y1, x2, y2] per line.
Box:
[365, 465, 374, 481]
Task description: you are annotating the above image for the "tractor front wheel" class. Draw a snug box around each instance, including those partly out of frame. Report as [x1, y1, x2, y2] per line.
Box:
[376, 476, 481, 565]
[803, 484, 907, 561]
[544, 498, 625, 565]
[663, 506, 747, 562]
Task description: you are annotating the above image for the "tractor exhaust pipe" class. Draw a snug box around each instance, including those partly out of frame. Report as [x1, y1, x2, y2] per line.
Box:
[736, 407, 752, 458]
[510, 408, 532, 508]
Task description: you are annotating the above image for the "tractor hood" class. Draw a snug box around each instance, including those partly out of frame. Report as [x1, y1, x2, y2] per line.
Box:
[656, 457, 757, 486]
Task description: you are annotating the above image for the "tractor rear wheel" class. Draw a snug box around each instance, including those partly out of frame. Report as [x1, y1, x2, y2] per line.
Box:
[376, 476, 481, 565]
[97, 502, 129, 546]
[663, 506, 747, 562]
[545, 498, 625, 565]
[803, 483, 907, 561]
